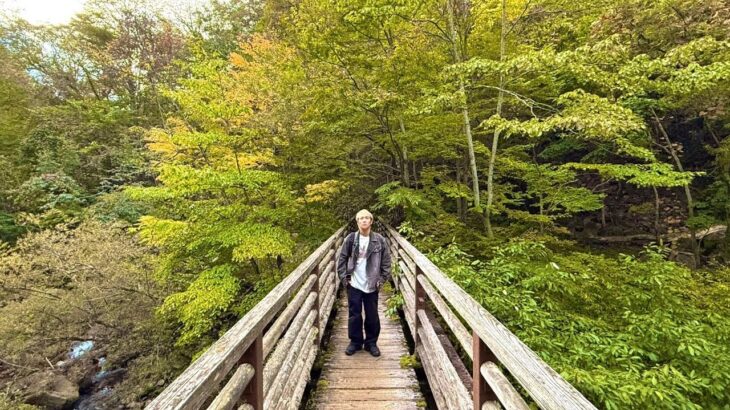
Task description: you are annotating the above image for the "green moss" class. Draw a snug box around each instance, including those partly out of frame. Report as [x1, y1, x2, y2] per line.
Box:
[400, 354, 420, 369]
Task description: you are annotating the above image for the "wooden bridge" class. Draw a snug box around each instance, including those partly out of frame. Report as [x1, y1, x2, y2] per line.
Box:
[146, 222, 598, 410]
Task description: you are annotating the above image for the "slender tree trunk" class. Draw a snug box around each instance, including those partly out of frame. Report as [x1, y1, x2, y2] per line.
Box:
[413, 159, 417, 187]
[539, 195, 545, 233]
[456, 164, 465, 221]
[651, 108, 700, 265]
[485, 0, 507, 239]
[446, 0, 480, 213]
[399, 117, 410, 187]
[653, 186, 662, 245]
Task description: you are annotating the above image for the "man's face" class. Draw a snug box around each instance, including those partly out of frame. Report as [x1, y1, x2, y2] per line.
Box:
[357, 215, 372, 230]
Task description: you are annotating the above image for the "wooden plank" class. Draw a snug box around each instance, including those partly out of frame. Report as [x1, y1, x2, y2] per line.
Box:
[147, 226, 345, 410]
[329, 335, 404, 342]
[483, 402, 501, 410]
[416, 344, 448, 410]
[318, 260, 335, 289]
[418, 274, 472, 360]
[400, 278, 416, 328]
[323, 362, 405, 370]
[271, 327, 318, 410]
[385, 224, 597, 410]
[206, 364, 254, 410]
[313, 401, 420, 409]
[283, 341, 318, 410]
[263, 274, 317, 358]
[322, 369, 416, 379]
[428, 309, 472, 392]
[399, 260, 416, 293]
[416, 309, 471, 410]
[481, 362, 530, 410]
[328, 350, 408, 362]
[263, 293, 316, 393]
[315, 388, 421, 402]
[265, 310, 316, 402]
[318, 284, 337, 340]
[318, 250, 335, 272]
[398, 248, 416, 274]
[403, 302, 416, 339]
[318, 272, 335, 305]
[323, 376, 417, 390]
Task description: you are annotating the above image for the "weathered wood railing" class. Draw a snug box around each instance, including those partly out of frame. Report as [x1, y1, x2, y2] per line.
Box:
[147, 226, 346, 410]
[383, 223, 597, 410]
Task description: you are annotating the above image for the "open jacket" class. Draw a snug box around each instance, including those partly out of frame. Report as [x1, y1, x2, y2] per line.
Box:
[336, 231, 392, 293]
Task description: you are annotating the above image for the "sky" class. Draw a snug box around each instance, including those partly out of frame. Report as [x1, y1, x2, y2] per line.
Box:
[2, 0, 207, 25]
[4, 0, 87, 24]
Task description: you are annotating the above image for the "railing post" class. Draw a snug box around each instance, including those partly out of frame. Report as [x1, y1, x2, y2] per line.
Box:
[241, 333, 263, 409]
[472, 330, 497, 410]
[414, 265, 426, 347]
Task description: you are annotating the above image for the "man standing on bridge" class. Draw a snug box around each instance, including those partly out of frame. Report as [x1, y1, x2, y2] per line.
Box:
[337, 209, 392, 357]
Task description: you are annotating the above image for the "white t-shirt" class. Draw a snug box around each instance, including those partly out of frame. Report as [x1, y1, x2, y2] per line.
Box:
[351, 234, 372, 293]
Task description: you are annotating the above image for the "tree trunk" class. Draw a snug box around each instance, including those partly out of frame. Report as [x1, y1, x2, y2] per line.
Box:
[399, 117, 410, 187]
[446, 0, 480, 214]
[456, 164, 465, 222]
[651, 109, 700, 265]
[485, 0, 507, 239]
[653, 186, 662, 245]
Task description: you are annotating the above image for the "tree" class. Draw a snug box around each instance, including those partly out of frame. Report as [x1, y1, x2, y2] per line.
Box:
[126, 40, 312, 349]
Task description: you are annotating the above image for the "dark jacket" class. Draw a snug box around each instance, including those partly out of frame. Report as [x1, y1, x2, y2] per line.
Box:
[336, 231, 392, 293]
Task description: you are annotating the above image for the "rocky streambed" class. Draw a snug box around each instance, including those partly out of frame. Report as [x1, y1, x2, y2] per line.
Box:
[16, 341, 127, 409]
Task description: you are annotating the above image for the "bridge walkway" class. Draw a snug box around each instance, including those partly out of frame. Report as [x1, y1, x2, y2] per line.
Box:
[312, 288, 423, 409]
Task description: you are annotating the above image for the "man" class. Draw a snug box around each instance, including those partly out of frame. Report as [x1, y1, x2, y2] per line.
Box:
[336, 209, 392, 357]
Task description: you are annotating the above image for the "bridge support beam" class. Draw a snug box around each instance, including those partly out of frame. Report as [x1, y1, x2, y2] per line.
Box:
[472, 330, 497, 410]
[240, 334, 263, 410]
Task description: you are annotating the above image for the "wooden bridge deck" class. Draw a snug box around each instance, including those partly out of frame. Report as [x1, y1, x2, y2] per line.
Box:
[312, 288, 424, 409]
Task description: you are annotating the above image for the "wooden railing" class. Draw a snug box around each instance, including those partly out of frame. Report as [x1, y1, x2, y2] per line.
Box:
[147, 226, 346, 410]
[383, 223, 597, 410]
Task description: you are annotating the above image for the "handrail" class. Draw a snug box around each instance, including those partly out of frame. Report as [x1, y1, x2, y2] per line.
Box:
[147, 225, 346, 410]
[383, 222, 596, 410]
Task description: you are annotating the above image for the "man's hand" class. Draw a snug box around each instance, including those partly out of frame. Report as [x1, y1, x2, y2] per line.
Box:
[342, 275, 351, 288]
[376, 280, 384, 290]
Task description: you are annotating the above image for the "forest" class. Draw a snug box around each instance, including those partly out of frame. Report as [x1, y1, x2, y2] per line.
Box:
[0, 0, 728, 408]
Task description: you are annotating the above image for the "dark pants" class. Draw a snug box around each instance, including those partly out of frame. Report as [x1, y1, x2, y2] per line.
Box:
[347, 285, 380, 347]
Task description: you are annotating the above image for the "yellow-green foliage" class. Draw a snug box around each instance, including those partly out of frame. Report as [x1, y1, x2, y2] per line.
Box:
[430, 240, 730, 409]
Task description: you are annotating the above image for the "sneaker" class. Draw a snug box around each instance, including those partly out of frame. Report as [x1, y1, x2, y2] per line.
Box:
[365, 344, 380, 357]
[345, 343, 362, 356]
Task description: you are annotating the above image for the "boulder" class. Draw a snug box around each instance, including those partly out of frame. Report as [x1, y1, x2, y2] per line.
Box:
[21, 371, 79, 409]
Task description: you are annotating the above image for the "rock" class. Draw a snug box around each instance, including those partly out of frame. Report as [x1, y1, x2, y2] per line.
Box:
[675, 251, 697, 269]
[97, 369, 126, 389]
[21, 371, 79, 409]
[66, 357, 97, 391]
